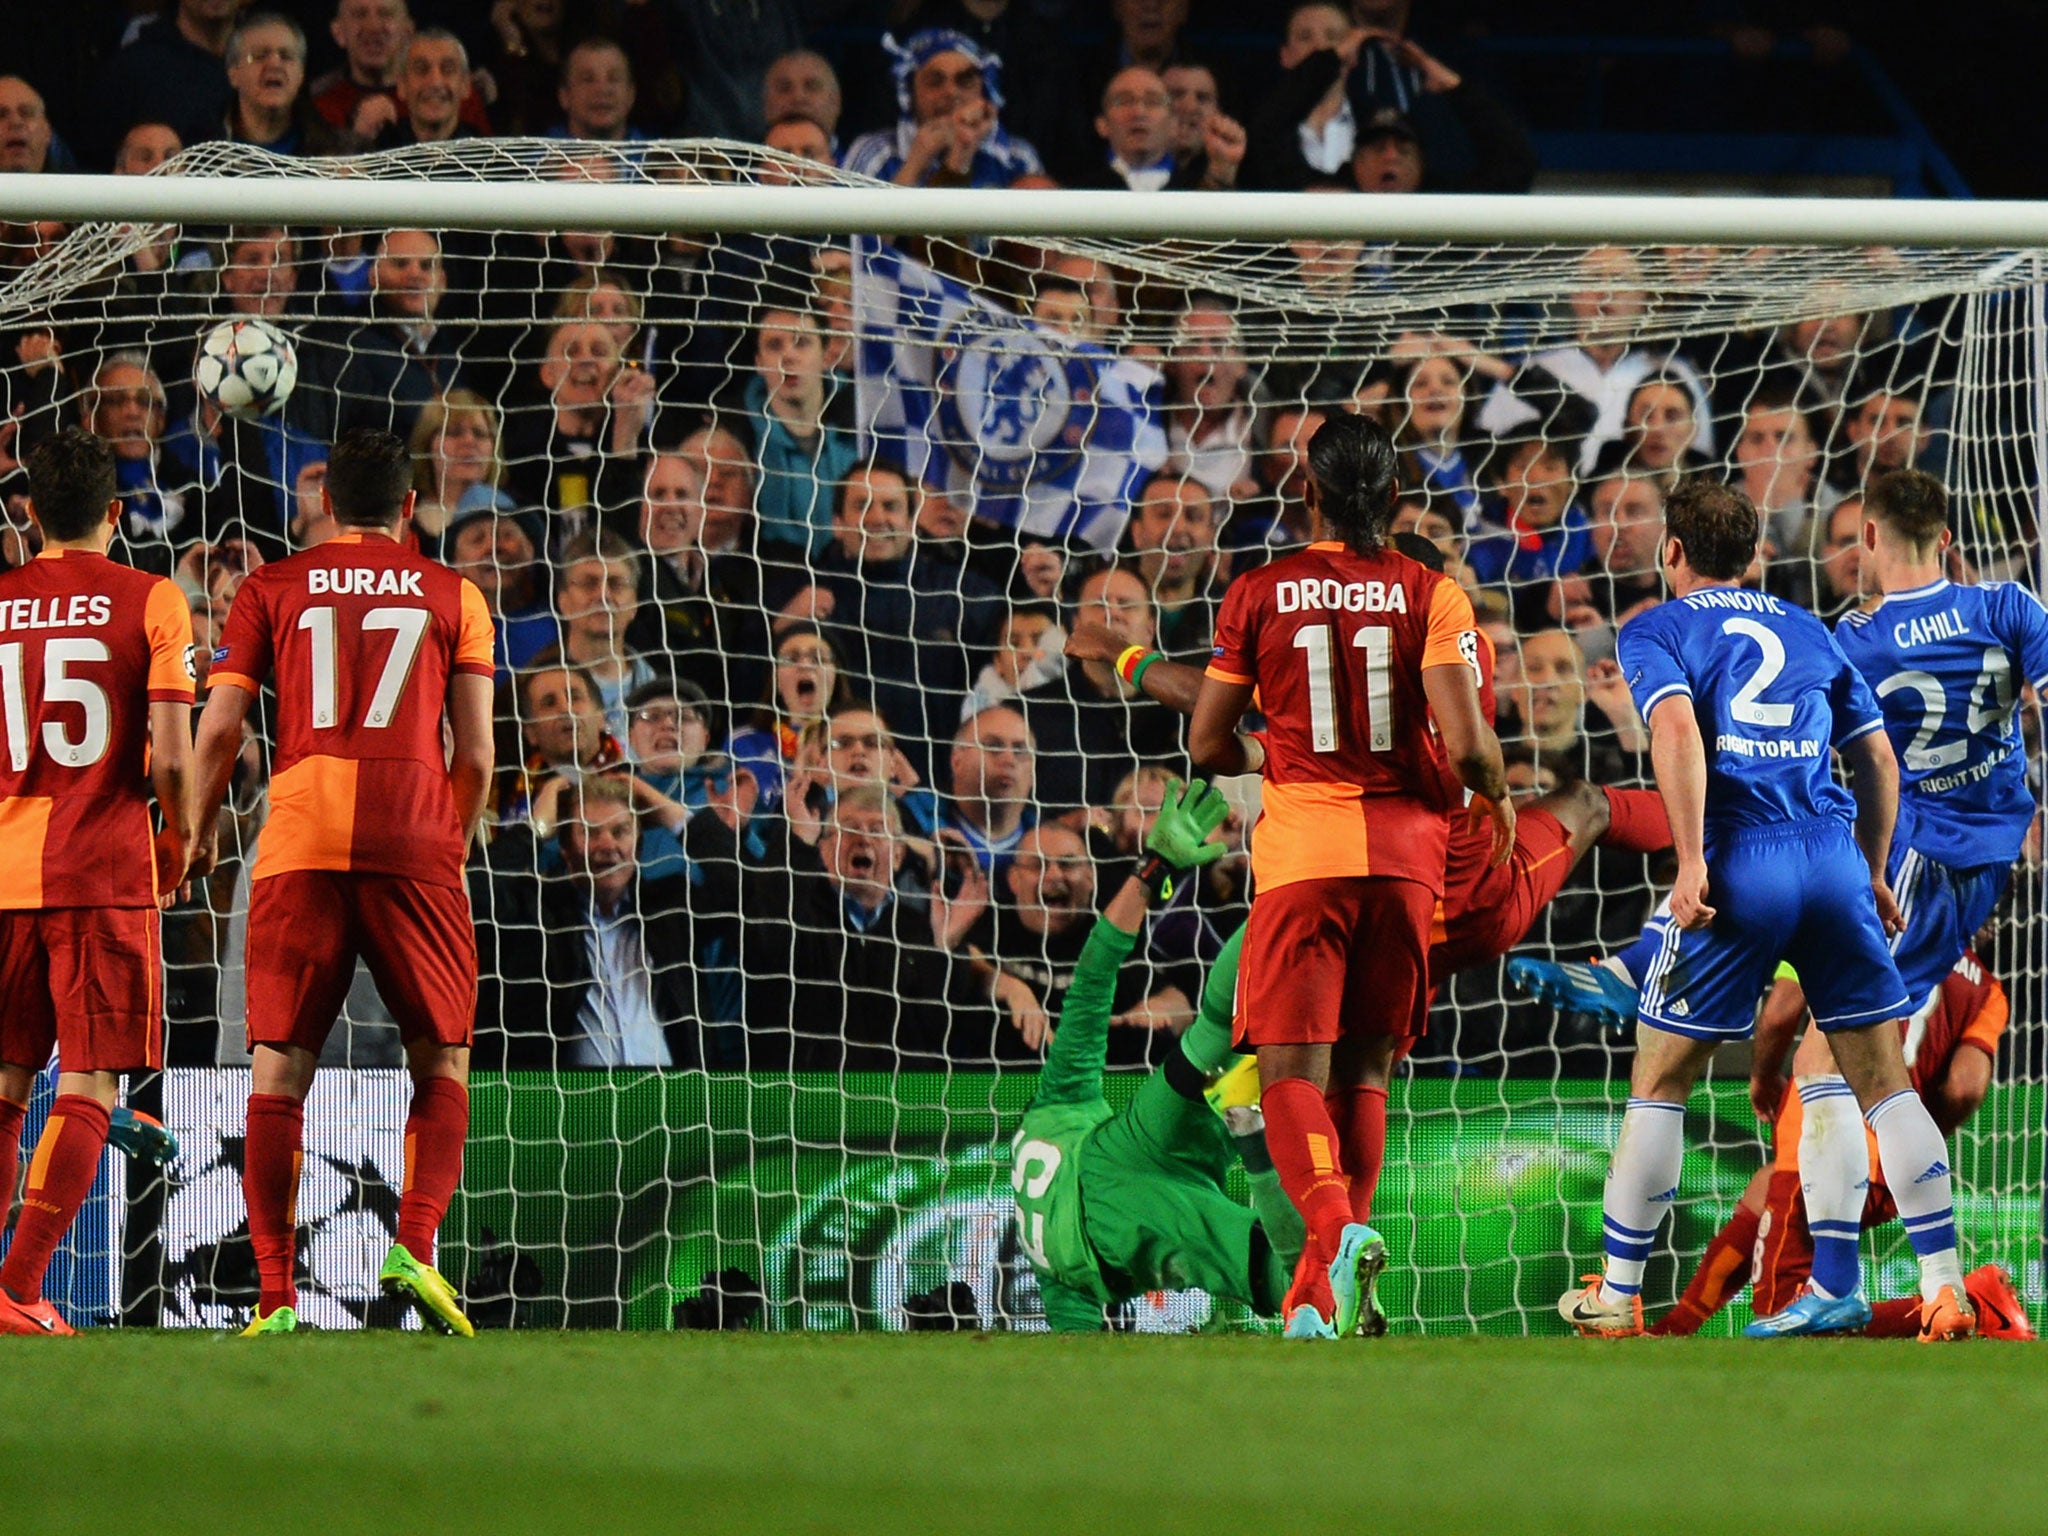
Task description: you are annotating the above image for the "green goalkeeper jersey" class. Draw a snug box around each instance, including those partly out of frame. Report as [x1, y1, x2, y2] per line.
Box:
[1009, 919, 1135, 1307]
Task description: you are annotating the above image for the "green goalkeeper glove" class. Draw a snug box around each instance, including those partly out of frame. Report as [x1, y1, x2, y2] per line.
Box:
[1138, 778, 1231, 900]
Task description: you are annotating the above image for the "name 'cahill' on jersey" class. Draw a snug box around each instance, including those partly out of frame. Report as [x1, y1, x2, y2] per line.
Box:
[0, 551, 195, 909]
[1618, 586, 1884, 837]
[209, 532, 495, 889]
[1835, 578, 2048, 869]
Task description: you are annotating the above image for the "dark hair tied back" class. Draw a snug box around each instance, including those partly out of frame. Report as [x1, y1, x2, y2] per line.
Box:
[1305, 412, 1399, 555]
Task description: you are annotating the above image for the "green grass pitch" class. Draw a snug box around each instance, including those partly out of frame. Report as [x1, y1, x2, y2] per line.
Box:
[1, 1332, 2042, 1535]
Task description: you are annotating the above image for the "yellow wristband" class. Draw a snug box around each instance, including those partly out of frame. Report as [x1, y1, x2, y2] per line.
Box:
[1115, 644, 1149, 683]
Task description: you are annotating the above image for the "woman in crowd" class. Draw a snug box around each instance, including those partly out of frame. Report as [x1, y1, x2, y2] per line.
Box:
[1160, 297, 1259, 506]
[407, 389, 515, 557]
[1464, 434, 1594, 630]
[1391, 346, 1484, 531]
[498, 317, 658, 527]
[725, 622, 855, 809]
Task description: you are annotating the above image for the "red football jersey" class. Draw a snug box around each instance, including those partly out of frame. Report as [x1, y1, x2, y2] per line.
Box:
[1208, 540, 1477, 893]
[1908, 949, 2007, 1095]
[0, 550, 194, 909]
[1435, 626, 1500, 931]
[209, 532, 495, 890]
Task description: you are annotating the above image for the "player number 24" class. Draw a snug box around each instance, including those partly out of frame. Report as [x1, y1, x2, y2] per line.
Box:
[1875, 649, 2014, 771]
[1294, 623, 1394, 754]
[299, 605, 430, 730]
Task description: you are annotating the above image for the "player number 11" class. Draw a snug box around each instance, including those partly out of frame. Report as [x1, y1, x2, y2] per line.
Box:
[1294, 623, 1393, 753]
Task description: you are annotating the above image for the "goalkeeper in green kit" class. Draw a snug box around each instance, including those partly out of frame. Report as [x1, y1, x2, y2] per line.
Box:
[1011, 778, 1347, 1333]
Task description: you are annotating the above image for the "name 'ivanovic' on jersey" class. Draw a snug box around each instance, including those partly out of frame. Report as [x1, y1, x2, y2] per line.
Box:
[1835, 577, 2048, 869]
[1618, 585, 1885, 838]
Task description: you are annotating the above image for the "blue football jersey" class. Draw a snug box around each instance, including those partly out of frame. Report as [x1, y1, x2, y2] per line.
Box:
[1618, 587, 1884, 838]
[1835, 577, 2048, 869]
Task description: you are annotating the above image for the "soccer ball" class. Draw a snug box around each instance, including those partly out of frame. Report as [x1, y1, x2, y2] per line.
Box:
[195, 317, 298, 420]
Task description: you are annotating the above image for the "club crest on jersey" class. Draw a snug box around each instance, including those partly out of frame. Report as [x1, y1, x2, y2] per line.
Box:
[933, 318, 1087, 488]
[1273, 577, 1408, 615]
[307, 568, 426, 597]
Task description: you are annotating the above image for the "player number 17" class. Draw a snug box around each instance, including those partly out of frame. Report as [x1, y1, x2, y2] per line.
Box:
[1294, 623, 1393, 753]
[299, 605, 430, 730]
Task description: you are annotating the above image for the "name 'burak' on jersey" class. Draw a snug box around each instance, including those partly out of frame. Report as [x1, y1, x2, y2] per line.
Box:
[0, 593, 115, 631]
[306, 568, 428, 597]
[1272, 577, 1411, 615]
[1892, 607, 1969, 649]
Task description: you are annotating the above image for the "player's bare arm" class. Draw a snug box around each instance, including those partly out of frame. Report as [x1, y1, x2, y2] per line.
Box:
[1749, 976, 1807, 1122]
[1065, 622, 1206, 715]
[1421, 660, 1513, 866]
[1838, 727, 1903, 934]
[148, 698, 200, 908]
[1188, 675, 1261, 776]
[1647, 694, 1714, 929]
[447, 671, 496, 844]
[186, 681, 258, 882]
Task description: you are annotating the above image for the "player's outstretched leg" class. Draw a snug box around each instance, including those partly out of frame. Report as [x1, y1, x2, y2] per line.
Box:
[0, 1076, 116, 1337]
[381, 1044, 473, 1337]
[1507, 956, 1641, 1032]
[106, 1106, 178, 1169]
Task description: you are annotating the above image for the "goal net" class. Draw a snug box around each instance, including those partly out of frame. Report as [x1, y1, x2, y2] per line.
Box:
[1, 140, 2041, 1334]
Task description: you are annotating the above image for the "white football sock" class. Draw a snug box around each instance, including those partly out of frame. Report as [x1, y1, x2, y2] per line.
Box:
[1796, 1074, 1868, 1300]
[1866, 1088, 1966, 1301]
[1598, 1098, 1685, 1305]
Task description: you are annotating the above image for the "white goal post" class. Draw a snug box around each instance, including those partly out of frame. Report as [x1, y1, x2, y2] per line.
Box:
[0, 141, 2043, 1335]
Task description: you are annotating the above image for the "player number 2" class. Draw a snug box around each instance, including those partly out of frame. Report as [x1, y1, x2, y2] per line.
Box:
[299, 605, 431, 730]
[1722, 617, 1795, 728]
[1294, 624, 1393, 753]
[0, 638, 112, 771]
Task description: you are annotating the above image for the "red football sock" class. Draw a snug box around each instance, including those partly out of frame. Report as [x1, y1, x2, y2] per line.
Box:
[243, 1094, 305, 1319]
[0, 1094, 25, 1231]
[1598, 788, 1673, 853]
[0, 1095, 110, 1303]
[396, 1077, 469, 1265]
[1326, 1085, 1389, 1223]
[1260, 1077, 1353, 1257]
[1863, 1298, 1923, 1338]
[1648, 1202, 1760, 1337]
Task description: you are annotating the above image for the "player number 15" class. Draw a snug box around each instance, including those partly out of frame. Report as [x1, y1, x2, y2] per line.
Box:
[0, 638, 112, 771]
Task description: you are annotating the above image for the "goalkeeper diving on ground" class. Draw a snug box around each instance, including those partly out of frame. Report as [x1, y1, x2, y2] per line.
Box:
[1011, 775, 1339, 1334]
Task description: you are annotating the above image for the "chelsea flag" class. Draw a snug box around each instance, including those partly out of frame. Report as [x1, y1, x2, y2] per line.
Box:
[852, 237, 1168, 553]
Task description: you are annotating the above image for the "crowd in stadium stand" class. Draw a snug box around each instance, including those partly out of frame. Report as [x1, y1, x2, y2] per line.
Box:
[0, 2, 1981, 1076]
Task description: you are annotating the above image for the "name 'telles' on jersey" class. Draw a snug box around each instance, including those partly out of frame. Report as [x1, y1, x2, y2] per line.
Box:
[1835, 579, 2048, 869]
[0, 551, 195, 909]
[1618, 586, 1883, 837]
[209, 533, 494, 889]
